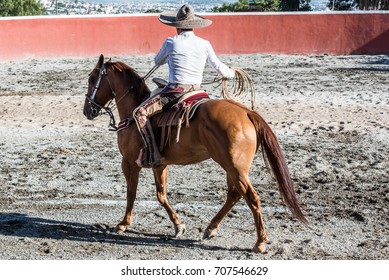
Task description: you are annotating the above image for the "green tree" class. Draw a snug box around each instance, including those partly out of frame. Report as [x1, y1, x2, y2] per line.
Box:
[212, 0, 282, 12]
[212, 0, 250, 12]
[327, 0, 357, 10]
[281, 0, 312, 11]
[256, 0, 282, 12]
[145, 9, 161, 13]
[0, 0, 45, 16]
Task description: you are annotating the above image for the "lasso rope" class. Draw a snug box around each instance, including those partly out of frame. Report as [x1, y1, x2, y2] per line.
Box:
[221, 67, 256, 110]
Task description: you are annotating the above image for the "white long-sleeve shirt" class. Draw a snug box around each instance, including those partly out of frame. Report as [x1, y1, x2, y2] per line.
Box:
[154, 31, 235, 85]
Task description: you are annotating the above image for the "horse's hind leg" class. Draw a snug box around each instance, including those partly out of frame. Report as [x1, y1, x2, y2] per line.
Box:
[153, 166, 186, 237]
[204, 171, 267, 253]
[233, 174, 268, 253]
[203, 175, 242, 239]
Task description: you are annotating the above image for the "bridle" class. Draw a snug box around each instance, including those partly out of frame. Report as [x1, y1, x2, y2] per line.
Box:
[86, 63, 132, 131]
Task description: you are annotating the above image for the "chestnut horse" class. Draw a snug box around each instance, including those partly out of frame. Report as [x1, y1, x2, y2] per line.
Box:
[83, 55, 306, 253]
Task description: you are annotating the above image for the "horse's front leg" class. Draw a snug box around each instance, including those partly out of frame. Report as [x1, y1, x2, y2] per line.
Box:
[153, 165, 186, 237]
[116, 158, 141, 232]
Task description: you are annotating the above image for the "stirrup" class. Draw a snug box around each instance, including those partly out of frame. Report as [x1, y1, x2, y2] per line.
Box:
[135, 149, 164, 168]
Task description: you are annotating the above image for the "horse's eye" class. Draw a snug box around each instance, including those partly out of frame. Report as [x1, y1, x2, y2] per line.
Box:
[88, 76, 95, 84]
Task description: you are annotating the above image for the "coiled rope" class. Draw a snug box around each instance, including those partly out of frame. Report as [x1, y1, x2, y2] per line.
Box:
[220, 67, 256, 110]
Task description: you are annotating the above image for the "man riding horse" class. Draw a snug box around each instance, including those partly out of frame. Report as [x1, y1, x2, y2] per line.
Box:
[133, 4, 235, 168]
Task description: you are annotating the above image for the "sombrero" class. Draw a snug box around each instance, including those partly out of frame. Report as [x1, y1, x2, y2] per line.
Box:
[158, 4, 212, 29]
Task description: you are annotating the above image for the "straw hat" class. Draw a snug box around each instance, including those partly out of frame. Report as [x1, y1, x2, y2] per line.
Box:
[158, 4, 212, 29]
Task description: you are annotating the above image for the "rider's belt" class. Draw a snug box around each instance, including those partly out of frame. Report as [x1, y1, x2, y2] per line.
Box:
[168, 83, 201, 92]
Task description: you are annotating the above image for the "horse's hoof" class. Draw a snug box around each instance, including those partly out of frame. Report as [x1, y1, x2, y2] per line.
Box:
[174, 224, 186, 238]
[115, 224, 128, 233]
[203, 228, 217, 240]
[252, 242, 266, 254]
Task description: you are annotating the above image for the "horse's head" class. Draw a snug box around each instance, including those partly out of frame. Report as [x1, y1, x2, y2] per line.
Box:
[83, 54, 151, 125]
[83, 54, 116, 120]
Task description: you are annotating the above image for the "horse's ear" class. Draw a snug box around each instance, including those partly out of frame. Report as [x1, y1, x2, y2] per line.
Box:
[97, 54, 104, 68]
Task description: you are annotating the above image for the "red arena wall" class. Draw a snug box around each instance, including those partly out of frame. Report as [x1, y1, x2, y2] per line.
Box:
[0, 12, 388, 60]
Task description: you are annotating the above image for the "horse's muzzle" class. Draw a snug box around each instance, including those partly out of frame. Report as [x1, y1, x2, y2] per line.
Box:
[83, 102, 101, 120]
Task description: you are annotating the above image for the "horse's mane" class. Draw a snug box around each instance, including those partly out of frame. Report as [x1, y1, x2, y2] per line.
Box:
[105, 61, 151, 103]
[106, 61, 133, 72]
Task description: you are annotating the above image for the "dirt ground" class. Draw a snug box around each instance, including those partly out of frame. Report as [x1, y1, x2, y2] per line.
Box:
[0, 54, 388, 260]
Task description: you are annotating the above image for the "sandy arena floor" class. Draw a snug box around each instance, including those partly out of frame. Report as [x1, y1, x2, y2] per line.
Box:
[0, 54, 388, 260]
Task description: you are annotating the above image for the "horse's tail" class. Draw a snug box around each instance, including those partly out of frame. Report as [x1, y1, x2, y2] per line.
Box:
[247, 110, 307, 224]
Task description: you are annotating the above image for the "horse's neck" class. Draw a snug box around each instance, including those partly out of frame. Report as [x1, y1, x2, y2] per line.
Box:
[114, 94, 137, 121]
[115, 81, 149, 121]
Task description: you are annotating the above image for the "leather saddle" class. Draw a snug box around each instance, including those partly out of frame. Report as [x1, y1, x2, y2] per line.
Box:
[151, 78, 210, 151]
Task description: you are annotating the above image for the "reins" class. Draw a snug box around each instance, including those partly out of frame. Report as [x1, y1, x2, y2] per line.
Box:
[143, 64, 160, 81]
